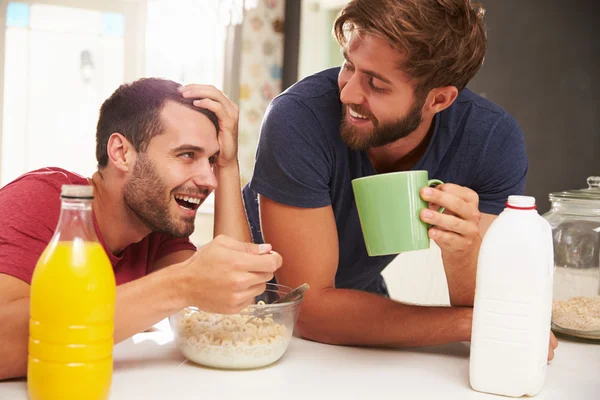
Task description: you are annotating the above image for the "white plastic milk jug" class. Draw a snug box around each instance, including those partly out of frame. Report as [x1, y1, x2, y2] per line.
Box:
[470, 195, 554, 397]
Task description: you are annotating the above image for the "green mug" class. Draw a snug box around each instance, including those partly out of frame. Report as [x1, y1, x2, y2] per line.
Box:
[352, 170, 444, 256]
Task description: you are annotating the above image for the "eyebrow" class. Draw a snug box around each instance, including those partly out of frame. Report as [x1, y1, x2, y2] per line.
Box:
[171, 144, 219, 158]
[342, 50, 393, 85]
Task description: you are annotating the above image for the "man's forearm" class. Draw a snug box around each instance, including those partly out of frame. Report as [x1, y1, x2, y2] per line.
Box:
[442, 251, 477, 307]
[213, 163, 252, 242]
[114, 264, 187, 343]
[0, 266, 187, 380]
[443, 212, 495, 307]
[298, 288, 473, 348]
[0, 298, 29, 380]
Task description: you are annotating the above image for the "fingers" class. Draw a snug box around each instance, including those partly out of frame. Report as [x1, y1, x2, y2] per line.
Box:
[178, 84, 237, 116]
[213, 235, 282, 273]
[421, 184, 481, 222]
[550, 331, 558, 349]
[428, 202, 446, 212]
[179, 84, 228, 103]
[247, 281, 268, 298]
[256, 243, 273, 255]
[229, 282, 269, 313]
[192, 98, 232, 127]
[427, 227, 476, 251]
[420, 185, 481, 251]
[421, 209, 479, 238]
[241, 251, 282, 273]
[242, 270, 275, 287]
[547, 331, 558, 361]
[214, 235, 272, 254]
[439, 183, 480, 205]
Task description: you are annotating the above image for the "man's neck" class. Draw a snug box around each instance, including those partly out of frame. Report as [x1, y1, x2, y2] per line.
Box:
[90, 171, 150, 256]
[367, 115, 435, 174]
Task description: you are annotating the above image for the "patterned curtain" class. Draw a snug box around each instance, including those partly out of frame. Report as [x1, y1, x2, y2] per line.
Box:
[145, 0, 286, 185]
[237, 0, 286, 184]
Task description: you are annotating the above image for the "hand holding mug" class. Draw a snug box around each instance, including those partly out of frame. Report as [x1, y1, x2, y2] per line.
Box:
[352, 170, 446, 256]
[419, 183, 482, 255]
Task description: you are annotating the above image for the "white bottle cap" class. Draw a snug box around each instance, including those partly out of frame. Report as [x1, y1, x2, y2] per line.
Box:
[61, 184, 94, 199]
[507, 195, 536, 209]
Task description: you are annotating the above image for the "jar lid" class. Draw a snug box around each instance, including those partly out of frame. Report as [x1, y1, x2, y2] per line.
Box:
[549, 176, 600, 202]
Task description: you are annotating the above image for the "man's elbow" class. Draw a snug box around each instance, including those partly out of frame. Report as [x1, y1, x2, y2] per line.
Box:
[0, 358, 27, 381]
[294, 308, 347, 346]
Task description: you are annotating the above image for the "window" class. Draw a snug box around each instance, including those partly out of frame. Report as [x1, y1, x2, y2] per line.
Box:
[0, 0, 246, 188]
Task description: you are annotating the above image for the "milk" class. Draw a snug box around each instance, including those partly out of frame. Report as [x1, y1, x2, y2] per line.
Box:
[470, 195, 554, 397]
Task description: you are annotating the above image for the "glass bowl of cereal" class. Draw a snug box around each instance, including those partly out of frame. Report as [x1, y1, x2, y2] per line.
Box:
[169, 283, 303, 369]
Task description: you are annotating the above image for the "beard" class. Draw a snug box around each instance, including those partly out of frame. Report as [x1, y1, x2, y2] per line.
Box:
[122, 154, 204, 238]
[340, 96, 426, 151]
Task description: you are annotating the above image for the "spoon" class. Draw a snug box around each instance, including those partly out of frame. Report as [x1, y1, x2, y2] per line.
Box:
[270, 283, 310, 304]
[246, 283, 310, 323]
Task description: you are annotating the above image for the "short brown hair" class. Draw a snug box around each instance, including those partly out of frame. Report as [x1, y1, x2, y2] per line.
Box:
[95, 78, 219, 168]
[334, 0, 487, 94]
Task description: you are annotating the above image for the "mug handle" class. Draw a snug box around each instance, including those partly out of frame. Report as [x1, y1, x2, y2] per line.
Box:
[427, 179, 445, 214]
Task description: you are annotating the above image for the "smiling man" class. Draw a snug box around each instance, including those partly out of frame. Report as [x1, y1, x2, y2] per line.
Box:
[243, 0, 558, 357]
[0, 78, 281, 379]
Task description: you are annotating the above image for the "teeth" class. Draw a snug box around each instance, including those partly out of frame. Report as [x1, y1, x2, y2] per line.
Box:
[349, 108, 368, 119]
[175, 194, 201, 204]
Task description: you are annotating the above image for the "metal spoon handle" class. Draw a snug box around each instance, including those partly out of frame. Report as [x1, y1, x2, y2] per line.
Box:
[245, 283, 310, 325]
[272, 283, 310, 304]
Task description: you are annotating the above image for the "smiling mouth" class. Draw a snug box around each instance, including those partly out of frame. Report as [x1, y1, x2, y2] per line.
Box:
[348, 107, 369, 120]
[174, 194, 202, 211]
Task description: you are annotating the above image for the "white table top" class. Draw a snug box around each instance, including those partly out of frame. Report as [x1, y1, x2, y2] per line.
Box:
[2, 323, 599, 400]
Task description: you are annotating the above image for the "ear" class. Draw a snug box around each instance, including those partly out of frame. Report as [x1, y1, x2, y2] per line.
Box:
[423, 86, 459, 114]
[106, 133, 136, 172]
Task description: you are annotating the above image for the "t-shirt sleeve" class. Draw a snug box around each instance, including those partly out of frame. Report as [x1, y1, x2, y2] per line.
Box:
[153, 235, 197, 263]
[249, 94, 333, 208]
[0, 176, 63, 284]
[473, 113, 529, 215]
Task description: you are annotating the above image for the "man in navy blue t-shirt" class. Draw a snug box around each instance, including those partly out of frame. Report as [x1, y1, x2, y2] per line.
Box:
[243, 0, 557, 358]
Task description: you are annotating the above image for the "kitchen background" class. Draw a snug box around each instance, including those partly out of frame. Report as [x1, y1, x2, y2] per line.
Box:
[0, 0, 597, 303]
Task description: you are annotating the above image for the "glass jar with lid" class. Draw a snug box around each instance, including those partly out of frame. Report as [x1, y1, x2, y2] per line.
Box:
[543, 176, 600, 340]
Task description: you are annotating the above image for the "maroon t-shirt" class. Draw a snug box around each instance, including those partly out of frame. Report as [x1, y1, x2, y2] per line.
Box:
[0, 167, 196, 285]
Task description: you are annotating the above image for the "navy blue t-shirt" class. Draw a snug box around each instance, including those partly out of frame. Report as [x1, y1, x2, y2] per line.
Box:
[244, 67, 528, 293]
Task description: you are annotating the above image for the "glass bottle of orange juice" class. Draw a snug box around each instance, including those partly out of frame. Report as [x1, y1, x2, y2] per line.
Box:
[28, 184, 116, 400]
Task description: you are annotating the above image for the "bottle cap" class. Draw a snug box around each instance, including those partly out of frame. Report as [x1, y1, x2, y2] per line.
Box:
[61, 184, 94, 199]
[507, 195, 536, 210]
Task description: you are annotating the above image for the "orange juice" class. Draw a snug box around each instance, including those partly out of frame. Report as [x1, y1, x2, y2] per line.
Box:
[28, 185, 115, 400]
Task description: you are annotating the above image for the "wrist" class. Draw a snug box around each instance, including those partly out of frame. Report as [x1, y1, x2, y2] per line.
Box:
[457, 306, 474, 341]
[215, 162, 242, 186]
[159, 262, 193, 312]
[216, 159, 240, 173]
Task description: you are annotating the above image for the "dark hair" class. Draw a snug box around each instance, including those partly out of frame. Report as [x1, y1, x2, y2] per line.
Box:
[334, 0, 487, 94]
[95, 78, 219, 168]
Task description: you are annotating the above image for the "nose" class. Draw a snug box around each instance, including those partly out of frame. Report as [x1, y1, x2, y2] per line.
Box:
[192, 162, 218, 192]
[339, 73, 365, 106]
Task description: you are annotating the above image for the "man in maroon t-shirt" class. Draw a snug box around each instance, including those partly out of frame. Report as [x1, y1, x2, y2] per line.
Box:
[0, 78, 282, 380]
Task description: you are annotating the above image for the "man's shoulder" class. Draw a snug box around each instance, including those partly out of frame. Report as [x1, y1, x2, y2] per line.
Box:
[264, 68, 342, 144]
[429, 89, 527, 211]
[284, 67, 340, 98]
[450, 88, 515, 127]
[441, 88, 522, 145]
[3, 167, 88, 189]
[1, 167, 88, 197]
[274, 67, 341, 111]
[0, 168, 86, 246]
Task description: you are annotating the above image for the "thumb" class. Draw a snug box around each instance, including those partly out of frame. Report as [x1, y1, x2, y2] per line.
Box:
[217, 235, 272, 255]
[245, 242, 272, 255]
